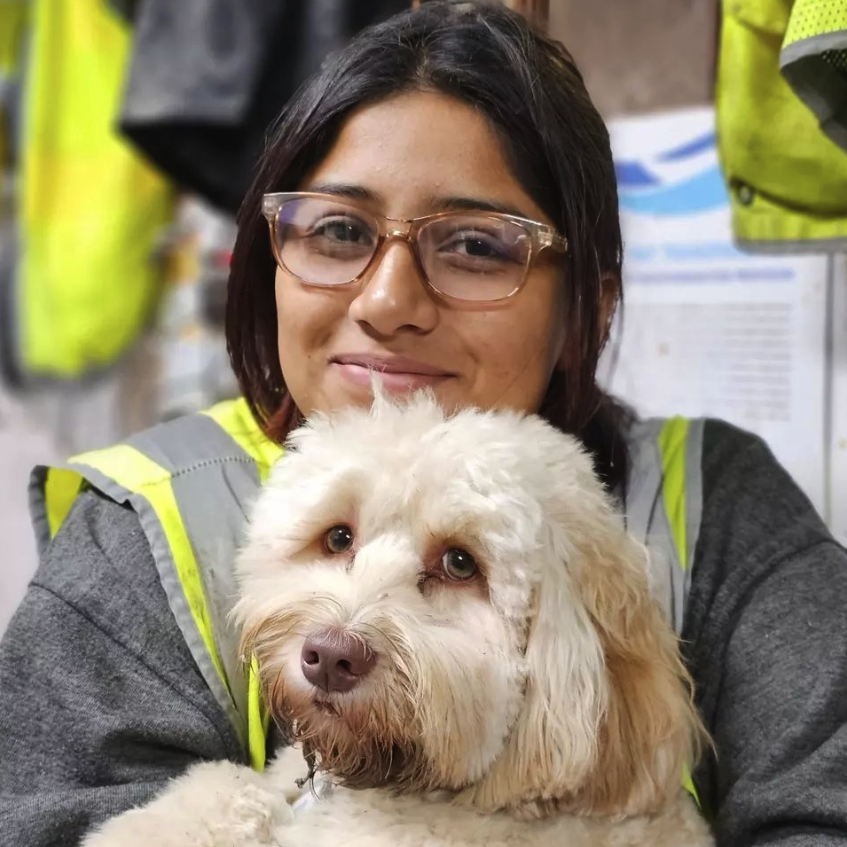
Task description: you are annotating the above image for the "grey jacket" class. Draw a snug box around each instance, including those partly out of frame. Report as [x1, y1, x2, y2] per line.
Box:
[0, 420, 846, 847]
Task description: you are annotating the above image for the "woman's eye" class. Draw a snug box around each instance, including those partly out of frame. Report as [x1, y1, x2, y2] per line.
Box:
[441, 548, 478, 580]
[436, 229, 527, 268]
[446, 232, 503, 259]
[324, 525, 354, 554]
[311, 217, 371, 245]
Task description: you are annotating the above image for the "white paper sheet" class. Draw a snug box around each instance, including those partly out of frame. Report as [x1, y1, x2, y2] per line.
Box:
[825, 256, 847, 543]
[601, 108, 830, 519]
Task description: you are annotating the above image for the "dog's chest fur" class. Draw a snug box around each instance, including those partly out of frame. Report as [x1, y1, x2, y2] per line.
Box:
[287, 787, 712, 847]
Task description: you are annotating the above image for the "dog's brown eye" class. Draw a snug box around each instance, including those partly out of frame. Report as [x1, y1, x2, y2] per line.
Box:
[325, 525, 354, 554]
[441, 549, 477, 580]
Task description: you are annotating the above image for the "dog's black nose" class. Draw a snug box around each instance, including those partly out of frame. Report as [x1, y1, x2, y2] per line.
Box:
[301, 630, 376, 693]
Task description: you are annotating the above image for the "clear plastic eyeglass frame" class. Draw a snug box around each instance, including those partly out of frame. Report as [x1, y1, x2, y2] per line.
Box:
[261, 191, 569, 305]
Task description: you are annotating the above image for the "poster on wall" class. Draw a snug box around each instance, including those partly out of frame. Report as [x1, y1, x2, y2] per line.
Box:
[602, 107, 832, 521]
[825, 254, 847, 544]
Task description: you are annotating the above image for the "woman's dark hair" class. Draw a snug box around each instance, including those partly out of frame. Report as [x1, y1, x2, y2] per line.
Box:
[227, 0, 631, 488]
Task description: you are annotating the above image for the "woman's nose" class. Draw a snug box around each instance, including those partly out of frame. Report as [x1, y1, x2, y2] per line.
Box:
[347, 239, 439, 336]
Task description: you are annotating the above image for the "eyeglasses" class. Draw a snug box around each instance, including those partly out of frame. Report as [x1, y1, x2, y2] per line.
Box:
[262, 192, 568, 305]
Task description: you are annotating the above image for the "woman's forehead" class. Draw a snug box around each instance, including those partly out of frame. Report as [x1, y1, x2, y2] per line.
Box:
[297, 90, 554, 226]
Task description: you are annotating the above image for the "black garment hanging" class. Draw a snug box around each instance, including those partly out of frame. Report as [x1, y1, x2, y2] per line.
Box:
[112, 0, 409, 213]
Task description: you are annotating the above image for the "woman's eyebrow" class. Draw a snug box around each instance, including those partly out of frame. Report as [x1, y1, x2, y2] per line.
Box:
[304, 182, 383, 203]
[302, 182, 529, 219]
[431, 195, 529, 219]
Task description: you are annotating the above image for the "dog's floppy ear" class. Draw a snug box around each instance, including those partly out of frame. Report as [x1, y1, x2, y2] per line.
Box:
[562, 513, 706, 816]
[464, 454, 705, 817]
[461, 474, 611, 815]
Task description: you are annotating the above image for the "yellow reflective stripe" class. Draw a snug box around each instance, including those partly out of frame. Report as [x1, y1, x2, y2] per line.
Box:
[44, 467, 83, 538]
[70, 444, 169, 489]
[657, 416, 690, 571]
[202, 399, 283, 483]
[248, 656, 270, 771]
[657, 418, 700, 806]
[70, 444, 230, 703]
[683, 763, 700, 807]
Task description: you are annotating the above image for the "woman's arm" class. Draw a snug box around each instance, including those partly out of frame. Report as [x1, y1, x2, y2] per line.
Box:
[685, 421, 847, 846]
[0, 489, 243, 847]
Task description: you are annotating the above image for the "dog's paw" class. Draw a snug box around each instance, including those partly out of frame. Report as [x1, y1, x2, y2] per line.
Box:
[214, 778, 295, 843]
[81, 760, 294, 847]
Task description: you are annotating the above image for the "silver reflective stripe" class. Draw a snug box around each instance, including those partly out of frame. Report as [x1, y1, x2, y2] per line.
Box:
[683, 418, 705, 602]
[626, 419, 684, 631]
[169, 462, 260, 734]
[127, 414, 263, 748]
[624, 418, 704, 634]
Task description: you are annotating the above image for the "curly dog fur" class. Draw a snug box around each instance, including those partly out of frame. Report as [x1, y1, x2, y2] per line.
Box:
[84, 392, 712, 847]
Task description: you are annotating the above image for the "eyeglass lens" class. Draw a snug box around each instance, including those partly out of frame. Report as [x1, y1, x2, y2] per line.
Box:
[273, 197, 533, 301]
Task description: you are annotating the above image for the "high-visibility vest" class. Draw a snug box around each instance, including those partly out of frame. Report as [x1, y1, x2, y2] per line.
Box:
[29, 400, 704, 799]
[781, 0, 847, 153]
[3, 0, 174, 384]
[716, 0, 847, 251]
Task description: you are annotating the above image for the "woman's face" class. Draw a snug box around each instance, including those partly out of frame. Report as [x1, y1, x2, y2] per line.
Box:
[275, 91, 567, 418]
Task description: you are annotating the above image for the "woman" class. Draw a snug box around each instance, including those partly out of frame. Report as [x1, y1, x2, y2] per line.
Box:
[1, 2, 845, 846]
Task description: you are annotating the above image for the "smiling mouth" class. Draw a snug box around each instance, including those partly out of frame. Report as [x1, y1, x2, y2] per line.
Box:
[331, 354, 453, 376]
[330, 356, 454, 393]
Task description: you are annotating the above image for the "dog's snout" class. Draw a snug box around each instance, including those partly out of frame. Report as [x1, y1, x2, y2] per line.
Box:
[301, 630, 376, 693]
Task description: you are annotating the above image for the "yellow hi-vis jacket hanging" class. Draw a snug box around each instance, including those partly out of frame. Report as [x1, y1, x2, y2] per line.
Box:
[5, 0, 174, 384]
[0, 1, 26, 191]
[29, 400, 704, 795]
[781, 0, 847, 152]
[717, 0, 847, 252]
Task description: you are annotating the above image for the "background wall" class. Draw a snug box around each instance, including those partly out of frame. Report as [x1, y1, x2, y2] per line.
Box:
[549, 0, 718, 117]
[0, 0, 722, 634]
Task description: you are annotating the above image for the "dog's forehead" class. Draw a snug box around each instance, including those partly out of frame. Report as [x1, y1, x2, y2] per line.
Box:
[310, 407, 555, 490]
[278, 399, 594, 525]
[318, 407, 579, 503]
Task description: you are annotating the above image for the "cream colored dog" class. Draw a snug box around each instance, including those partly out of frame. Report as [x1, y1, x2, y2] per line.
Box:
[84, 392, 713, 847]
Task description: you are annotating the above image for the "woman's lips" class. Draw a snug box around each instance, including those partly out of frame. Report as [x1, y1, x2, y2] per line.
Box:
[330, 355, 454, 393]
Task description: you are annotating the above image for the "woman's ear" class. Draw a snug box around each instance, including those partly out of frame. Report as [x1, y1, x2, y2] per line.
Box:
[598, 271, 621, 346]
[554, 271, 621, 374]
